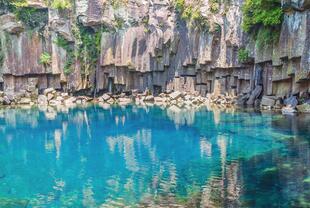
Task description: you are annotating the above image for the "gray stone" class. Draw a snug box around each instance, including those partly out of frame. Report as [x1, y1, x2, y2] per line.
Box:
[19, 97, 31, 104]
[44, 88, 55, 96]
[38, 95, 48, 105]
[296, 103, 310, 113]
[144, 95, 155, 102]
[261, 96, 276, 107]
[284, 96, 298, 108]
[169, 91, 182, 100]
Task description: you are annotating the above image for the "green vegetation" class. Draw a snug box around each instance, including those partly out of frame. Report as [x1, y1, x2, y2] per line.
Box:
[114, 16, 125, 29]
[39, 52, 51, 66]
[1, 0, 47, 30]
[209, 0, 220, 13]
[75, 24, 104, 75]
[242, 0, 283, 48]
[237, 48, 249, 63]
[174, 0, 209, 30]
[56, 24, 106, 75]
[54, 35, 75, 75]
[15, 7, 48, 30]
[51, 0, 71, 10]
[111, 0, 127, 9]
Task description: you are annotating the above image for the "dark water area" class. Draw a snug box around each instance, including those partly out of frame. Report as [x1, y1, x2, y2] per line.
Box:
[0, 105, 309, 207]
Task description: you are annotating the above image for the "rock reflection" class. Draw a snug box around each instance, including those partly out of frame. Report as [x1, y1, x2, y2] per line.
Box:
[0, 105, 309, 207]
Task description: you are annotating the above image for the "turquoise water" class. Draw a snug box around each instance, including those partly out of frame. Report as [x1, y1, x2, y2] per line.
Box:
[0, 105, 309, 207]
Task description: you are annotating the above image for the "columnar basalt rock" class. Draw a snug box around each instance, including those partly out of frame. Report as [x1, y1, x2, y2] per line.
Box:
[0, 0, 309, 112]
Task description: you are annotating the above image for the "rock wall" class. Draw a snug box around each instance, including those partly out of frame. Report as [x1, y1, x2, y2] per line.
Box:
[0, 0, 309, 104]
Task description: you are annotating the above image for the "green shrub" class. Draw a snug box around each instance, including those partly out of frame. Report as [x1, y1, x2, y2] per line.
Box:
[242, 0, 283, 33]
[51, 0, 71, 10]
[209, 0, 219, 13]
[14, 7, 48, 29]
[39, 52, 51, 66]
[115, 17, 125, 29]
[242, 0, 283, 49]
[237, 48, 249, 63]
[175, 0, 209, 31]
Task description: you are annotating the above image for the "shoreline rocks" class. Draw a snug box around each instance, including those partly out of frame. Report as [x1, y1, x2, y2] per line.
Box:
[0, 88, 309, 115]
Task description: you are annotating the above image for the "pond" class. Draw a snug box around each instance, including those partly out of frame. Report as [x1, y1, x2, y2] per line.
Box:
[0, 105, 309, 207]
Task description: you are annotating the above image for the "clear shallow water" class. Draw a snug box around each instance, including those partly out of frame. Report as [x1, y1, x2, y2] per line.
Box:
[0, 105, 309, 207]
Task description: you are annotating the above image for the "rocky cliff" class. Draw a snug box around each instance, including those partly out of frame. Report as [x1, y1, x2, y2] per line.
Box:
[0, 0, 309, 107]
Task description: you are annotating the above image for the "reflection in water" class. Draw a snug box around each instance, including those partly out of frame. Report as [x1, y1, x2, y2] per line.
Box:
[0, 105, 309, 207]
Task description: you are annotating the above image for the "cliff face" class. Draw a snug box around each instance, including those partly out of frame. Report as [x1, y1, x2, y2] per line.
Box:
[0, 0, 309, 104]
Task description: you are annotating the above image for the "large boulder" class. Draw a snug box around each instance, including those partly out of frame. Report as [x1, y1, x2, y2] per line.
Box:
[169, 91, 182, 100]
[38, 95, 48, 105]
[19, 97, 32, 105]
[296, 103, 310, 113]
[284, 96, 298, 108]
[261, 96, 276, 107]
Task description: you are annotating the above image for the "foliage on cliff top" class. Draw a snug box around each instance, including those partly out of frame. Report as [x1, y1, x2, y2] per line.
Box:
[242, 0, 283, 32]
[50, 0, 71, 10]
[174, 0, 209, 31]
[242, 0, 283, 48]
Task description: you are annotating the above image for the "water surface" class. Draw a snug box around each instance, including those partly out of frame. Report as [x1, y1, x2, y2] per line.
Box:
[0, 105, 309, 207]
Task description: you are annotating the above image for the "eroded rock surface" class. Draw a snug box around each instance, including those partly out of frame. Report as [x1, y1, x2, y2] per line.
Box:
[0, 0, 309, 110]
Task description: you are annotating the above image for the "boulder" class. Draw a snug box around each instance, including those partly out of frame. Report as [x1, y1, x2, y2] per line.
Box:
[101, 94, 111, 101]
[296, 103, 310, 113]
[284, 96, 298, 108]
[38, 95, 48, 105]
[49, 100, 62, 106]
[3, 96, 11, 105]
[169, 91, 182, 100]
[43, 88, 55, 96]
[19, 97, 31, 105]
[47, 93, 55, 101]
[118, 97, 132, 104]
[144, 95, 154, 102]
[154, 97, 164, 103]
[64, 97, 77, 105]
[281, 105, 297, 115]
[261, 96, 276, 107]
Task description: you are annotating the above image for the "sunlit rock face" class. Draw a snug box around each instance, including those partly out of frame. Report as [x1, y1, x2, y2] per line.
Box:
[0, 0, 309, 102]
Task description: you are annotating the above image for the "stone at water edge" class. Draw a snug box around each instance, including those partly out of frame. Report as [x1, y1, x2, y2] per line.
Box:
[47, 93, 55, 101]
[118, 97, 132, 105]
[261, 96, 276, 107]
[19, 97, 32, 105]
[64, 97, 77, 105]
[101, 94, 111, 101]
[169, 91, 182, 100]
[144, 95, 155, 102]
[38, 95, 48, 105]
[296, 103, 310, 113]
[43, 88, 55, 96]
[284, 96, 298, 108]
[281, 105, 297, 115]
[154, 96, 164, 103]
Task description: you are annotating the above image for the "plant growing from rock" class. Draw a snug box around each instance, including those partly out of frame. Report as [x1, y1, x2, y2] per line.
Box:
[237, 48, 249, 63]
[39, 52, 51, 67]
[51, 0, 71, 10]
